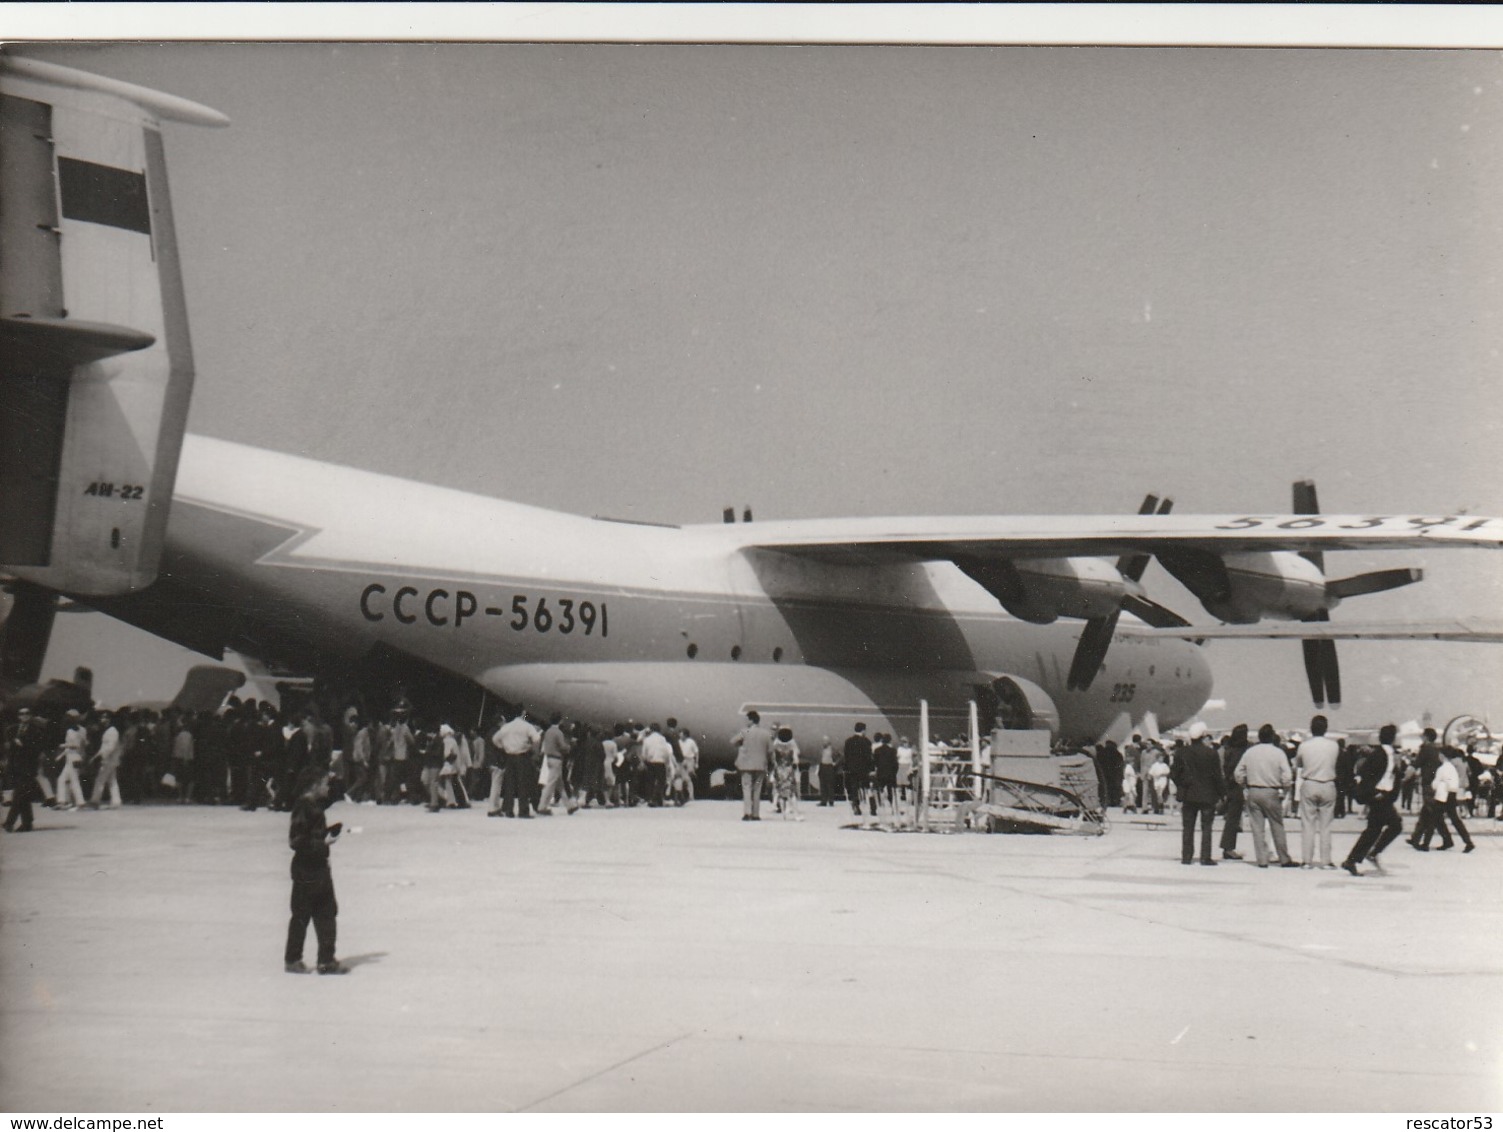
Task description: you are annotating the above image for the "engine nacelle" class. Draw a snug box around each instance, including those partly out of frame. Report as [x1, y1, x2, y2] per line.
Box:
[957, 555, 1139, 625]
[1204, 551, 1327, 624]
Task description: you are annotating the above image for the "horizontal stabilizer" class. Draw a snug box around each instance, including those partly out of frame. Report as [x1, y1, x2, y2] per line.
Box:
[169, 665, 247, 714]
[1, 316, 155, 368]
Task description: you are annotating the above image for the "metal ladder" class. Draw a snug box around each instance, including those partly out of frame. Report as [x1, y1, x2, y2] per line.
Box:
[914, 699, 1106, 836]
[916, 699, 983, 831]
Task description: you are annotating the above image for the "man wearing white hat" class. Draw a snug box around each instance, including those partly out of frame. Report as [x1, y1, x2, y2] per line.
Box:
[56, 710, 89, 810]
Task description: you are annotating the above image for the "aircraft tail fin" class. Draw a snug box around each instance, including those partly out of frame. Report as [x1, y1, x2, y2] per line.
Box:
[0, 56, 226, 596]
[169, 664, 247, 714]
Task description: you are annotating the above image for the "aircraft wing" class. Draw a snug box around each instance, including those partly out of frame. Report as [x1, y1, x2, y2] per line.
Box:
[731, 512, 1503, 563]
[1138, 621, 1503, 643]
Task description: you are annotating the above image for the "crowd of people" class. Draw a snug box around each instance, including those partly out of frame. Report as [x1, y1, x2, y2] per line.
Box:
[474, 709, 701, 818]
[729, 713, 957, 826]
[0, 683, 952, 833]
[5, 681, 1498, 882]
[0, 689, 714, 832]
[1114, 717, 1493, 875]
[1084, 724, 1499, 826]
[0, 690, 1021, 833]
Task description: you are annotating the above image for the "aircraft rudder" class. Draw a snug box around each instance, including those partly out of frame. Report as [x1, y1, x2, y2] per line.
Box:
[0, 57, 224, 596]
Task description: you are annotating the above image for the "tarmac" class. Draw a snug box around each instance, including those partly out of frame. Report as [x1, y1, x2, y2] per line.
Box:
[2, 794, 1500, 1113]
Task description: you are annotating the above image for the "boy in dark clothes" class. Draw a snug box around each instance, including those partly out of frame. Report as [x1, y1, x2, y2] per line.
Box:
[284, 767, 348, 975]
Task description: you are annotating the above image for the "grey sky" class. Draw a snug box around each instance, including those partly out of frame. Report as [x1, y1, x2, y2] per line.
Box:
[19, 42, 1503, 729]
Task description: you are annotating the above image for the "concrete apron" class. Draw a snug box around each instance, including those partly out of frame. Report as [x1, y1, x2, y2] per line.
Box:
[1, 800, 1498, 1111]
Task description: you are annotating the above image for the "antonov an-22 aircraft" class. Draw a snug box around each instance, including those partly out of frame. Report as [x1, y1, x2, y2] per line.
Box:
[4, 58, 1502, 763]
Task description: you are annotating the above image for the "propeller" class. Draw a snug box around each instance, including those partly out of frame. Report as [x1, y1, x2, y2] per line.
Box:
[1291, 479, 1420, 708]
[1293, 479, 1344, 707]
[1300, 617, 1341, 709]
[1441, 714, 1491, 751]
[1067, 494, 1190, 691]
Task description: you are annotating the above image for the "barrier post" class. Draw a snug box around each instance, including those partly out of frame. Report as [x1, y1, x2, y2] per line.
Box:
[919, 699, 930, 825]
[969, 699, 982, 803]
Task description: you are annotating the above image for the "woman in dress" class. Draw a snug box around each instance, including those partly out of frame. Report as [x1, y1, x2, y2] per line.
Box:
[439, 723, 469, 808]
[770, 727, 802, 821]
[1149, 750, 1171, 814]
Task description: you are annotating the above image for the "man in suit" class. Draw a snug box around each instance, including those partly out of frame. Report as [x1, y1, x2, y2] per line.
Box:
[1170, 721, 1225, 866]
[842, 722, 875, 822]
[3, 707, 49, 833]
[730, 710, 773, 821]
[1334, 741, 1359, 818]
[1407, 728, 1446, 849]
[1342, 723, 1405, 877]
[1217, 723, 1250, 861]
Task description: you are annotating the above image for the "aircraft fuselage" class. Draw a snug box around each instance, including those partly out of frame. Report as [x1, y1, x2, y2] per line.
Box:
[106, 435, 1212, 758]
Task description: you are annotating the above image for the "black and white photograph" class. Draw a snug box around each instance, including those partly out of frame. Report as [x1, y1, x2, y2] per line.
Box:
[3, 16, 1502, 1115]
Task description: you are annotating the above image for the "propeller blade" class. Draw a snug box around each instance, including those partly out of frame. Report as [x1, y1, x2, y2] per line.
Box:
[1074, 495, 1189, 692]
[1299, 610, 1342, 708]
[1121, 594, 1193, 629]
[1321, 637, 1342, 707]
[1068, 612, 1120, 692]
[1327, 566, 1423, 600]
[1302, 638, 1326, 707]
[1294, 479, 1324, 570]
[1118, 494, 1172, 582]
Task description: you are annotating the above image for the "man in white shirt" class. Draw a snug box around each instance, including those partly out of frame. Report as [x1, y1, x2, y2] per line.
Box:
[639, 723, 673, 807]
[1233, 724, 1298, 868]
[677, 729, 699, 801]
[1294, 715, 1340, 869]
[1420, 751, 1476, 852]
[816, 737, 836, 807]
[896, 737, 916, 810]
[489, 709, 542, 818]
[86, 712, 124, 809]
[56, 710, 89, 810]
